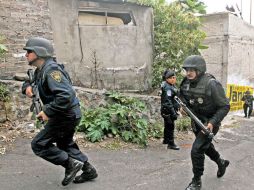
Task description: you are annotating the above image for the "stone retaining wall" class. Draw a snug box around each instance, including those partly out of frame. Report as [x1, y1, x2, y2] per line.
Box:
[0, 80, 161, 123]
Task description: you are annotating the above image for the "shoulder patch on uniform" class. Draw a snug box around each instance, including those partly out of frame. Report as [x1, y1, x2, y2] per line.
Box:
[50, 71, 62, 82]
[167, 90, 172, 97]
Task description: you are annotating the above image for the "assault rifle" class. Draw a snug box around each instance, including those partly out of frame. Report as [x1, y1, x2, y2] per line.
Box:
[174, 96, 216, 141]
[27, 69, 43, 117]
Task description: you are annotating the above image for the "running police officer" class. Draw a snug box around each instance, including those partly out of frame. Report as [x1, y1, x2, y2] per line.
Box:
[161, 69, 180, 150]
[179, 55, 230, 190]
[22, 37, 97, 186]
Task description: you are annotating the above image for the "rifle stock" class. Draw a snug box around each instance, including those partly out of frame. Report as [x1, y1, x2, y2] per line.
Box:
[174, 96, 216, 141]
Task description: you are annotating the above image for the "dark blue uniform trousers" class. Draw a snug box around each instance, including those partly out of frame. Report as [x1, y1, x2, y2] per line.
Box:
[163, 117, 175, 143]
[191, 127, 220, 177]
[31, 117, 87, 166]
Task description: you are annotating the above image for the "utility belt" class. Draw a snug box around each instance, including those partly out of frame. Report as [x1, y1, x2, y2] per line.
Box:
[161, 107, 169, 115]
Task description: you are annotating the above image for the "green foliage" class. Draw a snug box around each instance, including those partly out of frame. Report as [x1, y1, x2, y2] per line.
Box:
[78, 91, 149, 146]
[0, 83, 10, 102]
[178, 0, 207, 14]
[148, 116, 191, 140]
[148, 121, 164, 138]
[0, 36, 8, 57]
[128, 0, 207, 87]
[175, 116, 191, 131]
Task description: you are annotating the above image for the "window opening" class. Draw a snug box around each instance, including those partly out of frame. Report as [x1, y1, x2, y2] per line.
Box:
[78, 10, 135, 26]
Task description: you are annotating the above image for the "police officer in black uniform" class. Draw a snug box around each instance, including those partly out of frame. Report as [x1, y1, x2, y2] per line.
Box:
[161, 69, 180, 150]
[22, 37, 97, 186]
[179, 55, 230, 190]
[241, 90, 254, 118]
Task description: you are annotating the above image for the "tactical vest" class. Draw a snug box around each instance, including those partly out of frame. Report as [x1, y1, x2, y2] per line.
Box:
[180, 73, 217, 117]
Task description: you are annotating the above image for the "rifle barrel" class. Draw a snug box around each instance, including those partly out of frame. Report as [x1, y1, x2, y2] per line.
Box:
[174, 96, 215, 141]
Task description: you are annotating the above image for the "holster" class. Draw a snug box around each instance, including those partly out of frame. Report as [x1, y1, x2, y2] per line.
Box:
[162, 113, 174, 124]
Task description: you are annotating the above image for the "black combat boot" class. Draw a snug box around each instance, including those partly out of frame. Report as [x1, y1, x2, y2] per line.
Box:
[216, 158, 230, 178]
[73, 161, 98, 183]
[185, 177, 202, 190]
[62, 157, 84, 186]
[162, 139, 169, 144]
[167, 141, 180, 150]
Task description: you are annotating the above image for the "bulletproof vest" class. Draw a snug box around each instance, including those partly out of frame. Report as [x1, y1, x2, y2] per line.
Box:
[180, 73, 217, 117]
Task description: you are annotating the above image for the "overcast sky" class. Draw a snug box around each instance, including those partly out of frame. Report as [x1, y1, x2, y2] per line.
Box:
[167, 0, 254, 25]
[203, 0, 253, 24]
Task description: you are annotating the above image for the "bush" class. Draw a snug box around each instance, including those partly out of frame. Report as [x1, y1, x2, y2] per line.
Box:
[78, 91, 150, 146]
[175, 116, 191, 132]
[129, 0, 207, 87]
[148, 120, 164, 138]
[0, 83, 10, 102]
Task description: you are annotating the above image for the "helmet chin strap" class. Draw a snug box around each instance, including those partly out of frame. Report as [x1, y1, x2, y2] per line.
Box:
[189, 70, 203, 83]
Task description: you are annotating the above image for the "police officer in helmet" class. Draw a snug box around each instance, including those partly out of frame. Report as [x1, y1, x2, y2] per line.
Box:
[179, 55, 230, 190]
[241, 90, 254, 118]
[22, 37, 97, 186]
[161, 69, 180, 150]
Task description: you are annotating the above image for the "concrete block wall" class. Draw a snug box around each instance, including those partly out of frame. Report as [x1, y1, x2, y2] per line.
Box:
[1, 0, 153, 92]
[200, 13, 229, 87]
[200, 12, 254, 88]
[48, 0, 153, 92]
[0, 0, 52, 80]
[227, 14, 254, 85]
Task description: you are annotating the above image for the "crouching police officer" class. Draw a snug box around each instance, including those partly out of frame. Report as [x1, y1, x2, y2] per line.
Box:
[179, 55, 230, 190]
[22, 37, 97, 186]
[161, 69, 180, 150]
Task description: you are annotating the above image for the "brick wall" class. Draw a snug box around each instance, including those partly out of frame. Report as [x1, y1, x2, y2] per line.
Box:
[0, 0, 52, 79]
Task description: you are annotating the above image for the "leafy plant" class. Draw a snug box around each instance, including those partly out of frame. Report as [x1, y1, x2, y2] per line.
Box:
[128, 0, 207, 87]
[78, 91, 149, 146]
[0, 83, 10, 121]
[175, 116, 191, 131]
[178, 0, 207, 14]
[148, 121, 164, 138]
[0, 83, 10, 102]
[148, 116, 191, 140]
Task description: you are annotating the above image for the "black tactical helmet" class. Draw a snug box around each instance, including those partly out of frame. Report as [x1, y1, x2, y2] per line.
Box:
[183, 55, 206, 73]
[23, 37, 54, 58]
[162, 69, 175, 80]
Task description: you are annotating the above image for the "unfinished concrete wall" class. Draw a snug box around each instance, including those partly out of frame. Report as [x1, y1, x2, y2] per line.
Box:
[200, 13, 229, 87]
[227, 14, 254, 85]
[200, 12, 254, 88]
[0, 0, 52, 80]
[48, 0, 153, 92]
